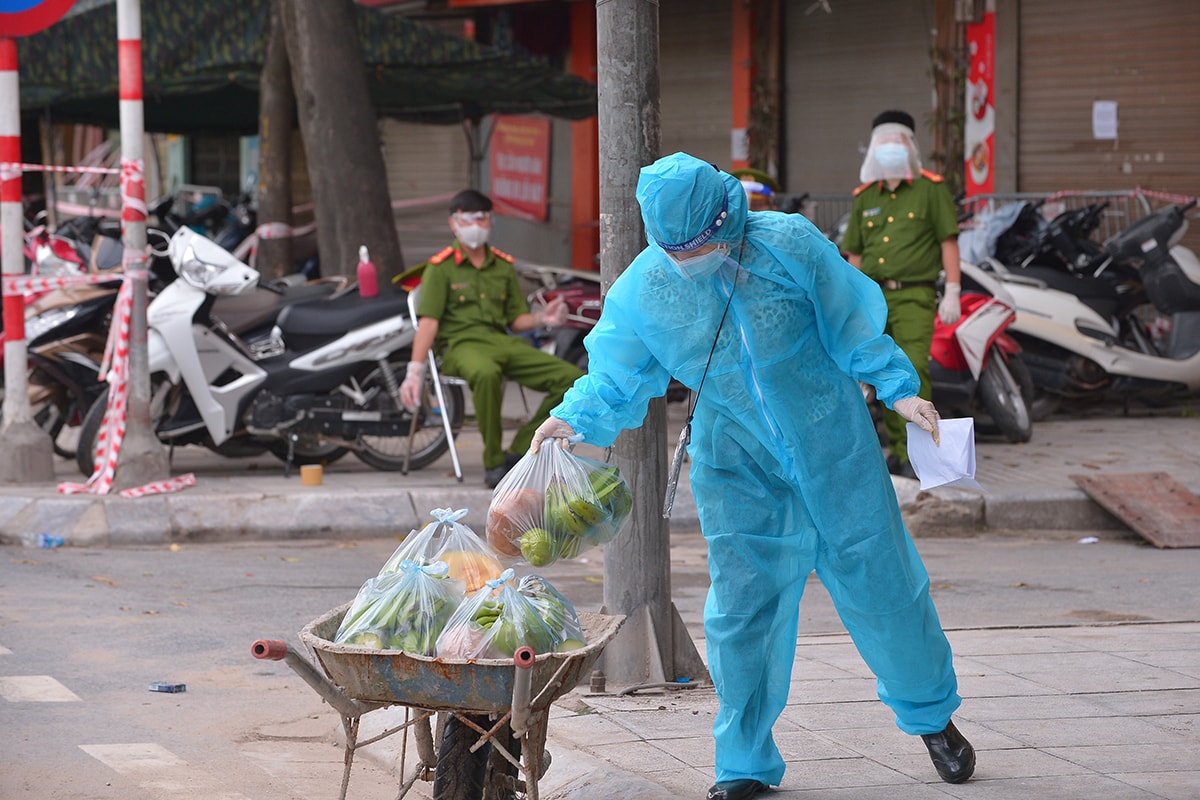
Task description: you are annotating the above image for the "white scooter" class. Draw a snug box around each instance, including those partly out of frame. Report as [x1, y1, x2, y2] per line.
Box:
[974, 200, 1200, 417]
[75, 227, 463, 475]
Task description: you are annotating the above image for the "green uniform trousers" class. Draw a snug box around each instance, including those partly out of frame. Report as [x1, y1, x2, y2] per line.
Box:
[880, 286, 936, 465]
[441, 334, 584, 469]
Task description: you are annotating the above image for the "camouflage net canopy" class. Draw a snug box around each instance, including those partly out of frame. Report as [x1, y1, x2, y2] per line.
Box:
[17, 0, 597, 133]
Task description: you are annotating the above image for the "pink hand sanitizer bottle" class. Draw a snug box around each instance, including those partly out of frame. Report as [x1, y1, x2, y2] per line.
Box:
[357, 245, 379, 298]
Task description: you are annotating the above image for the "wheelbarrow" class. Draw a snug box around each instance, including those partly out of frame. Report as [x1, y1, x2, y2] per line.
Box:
[252, 604, 624, 800]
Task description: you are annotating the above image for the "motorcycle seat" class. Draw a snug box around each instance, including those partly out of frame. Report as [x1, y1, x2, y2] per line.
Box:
[276, 287, 409, 337]
[1018, 265, 1121, 319]
[212, 282, 340, 336]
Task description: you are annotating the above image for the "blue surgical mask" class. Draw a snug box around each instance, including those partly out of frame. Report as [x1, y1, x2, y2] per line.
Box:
[668, 243, 732, 280]
[874, 143, 910, 174]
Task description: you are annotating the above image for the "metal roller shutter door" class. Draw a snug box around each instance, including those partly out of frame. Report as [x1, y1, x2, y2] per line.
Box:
[1018, 1, 1200, 198]
[381, 119, 472, 264]
[660, 0, 731, 165]
[782, 0, 935, 197]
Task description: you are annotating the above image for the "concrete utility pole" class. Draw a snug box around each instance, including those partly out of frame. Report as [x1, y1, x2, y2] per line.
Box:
[595, 0, 708, 688]
[0, 38, 54, 484]
[112, 0, 168, 489]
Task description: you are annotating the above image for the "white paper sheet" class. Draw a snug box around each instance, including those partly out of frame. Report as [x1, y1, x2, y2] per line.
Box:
[905, 417, 984, 491]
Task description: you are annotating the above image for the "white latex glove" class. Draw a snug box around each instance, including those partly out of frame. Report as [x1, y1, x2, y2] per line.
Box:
[399, 361, 426, 411]
[536, 296, 569, 327]
[530, 416, 577, 454]
[893, 396, 941, 446]
[938, 282, 962, 325]
[859, 381, 876, 403]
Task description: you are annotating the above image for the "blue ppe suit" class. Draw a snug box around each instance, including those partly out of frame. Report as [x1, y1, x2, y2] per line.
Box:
[551, 153, 962, 788]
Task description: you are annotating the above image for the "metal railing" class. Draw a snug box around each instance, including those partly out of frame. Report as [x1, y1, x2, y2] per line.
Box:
[790, 187, 1198, 246]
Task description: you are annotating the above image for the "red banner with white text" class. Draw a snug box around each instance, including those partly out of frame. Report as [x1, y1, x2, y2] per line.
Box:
[964, 11, 995, 196]
[490, 115, 550, 221]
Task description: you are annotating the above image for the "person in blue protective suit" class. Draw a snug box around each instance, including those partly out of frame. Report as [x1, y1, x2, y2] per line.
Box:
[530, 152, 975, 800]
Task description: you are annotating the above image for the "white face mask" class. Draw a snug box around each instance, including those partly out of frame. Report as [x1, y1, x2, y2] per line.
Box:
[874, 143, 910, 175]
[668, 242, 731, 280]
[453, 222, 489, 250]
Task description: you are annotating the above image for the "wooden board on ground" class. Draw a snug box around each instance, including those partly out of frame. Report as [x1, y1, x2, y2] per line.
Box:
[1070, 472, 1200, 549]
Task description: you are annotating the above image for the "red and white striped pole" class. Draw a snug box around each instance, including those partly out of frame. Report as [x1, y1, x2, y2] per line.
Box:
[110, 0, 168, 488]
[0, 36, 55, 483]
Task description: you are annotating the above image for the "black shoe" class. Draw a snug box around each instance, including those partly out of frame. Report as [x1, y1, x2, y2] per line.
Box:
[484, 452, 523, 489]
[484, 465, 508, 489]
[921, 720, 975, 783]
[706, 779, 767, 800]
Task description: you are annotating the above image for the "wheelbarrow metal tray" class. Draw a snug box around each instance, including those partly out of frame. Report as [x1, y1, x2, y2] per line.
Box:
[301, 605, 624, 714]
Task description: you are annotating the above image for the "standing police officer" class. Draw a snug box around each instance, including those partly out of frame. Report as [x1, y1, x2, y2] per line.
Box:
[399, 189, 583, 488]
[842, 110, 962, 478]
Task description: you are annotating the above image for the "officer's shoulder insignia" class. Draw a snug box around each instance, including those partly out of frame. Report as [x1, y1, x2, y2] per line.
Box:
[428, 245, 455, 265]
[920, 169, 945, 183]
[852, 181, 876, 197]
[489, 246, 515, 263]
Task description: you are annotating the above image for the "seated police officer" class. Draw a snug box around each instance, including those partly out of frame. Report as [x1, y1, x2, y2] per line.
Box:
[399, 189, 584, 488]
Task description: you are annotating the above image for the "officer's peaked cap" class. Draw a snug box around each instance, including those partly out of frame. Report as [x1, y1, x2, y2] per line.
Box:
[871, 110, 915, 134]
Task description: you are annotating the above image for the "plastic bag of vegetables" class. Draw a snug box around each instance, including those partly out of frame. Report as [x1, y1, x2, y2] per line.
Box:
[435, 569, 586, 659]
[517, 574, 586, 651]
[485, 446, 633, 567]
[334, 559, 464, 653]
[381, 508, 504, 592]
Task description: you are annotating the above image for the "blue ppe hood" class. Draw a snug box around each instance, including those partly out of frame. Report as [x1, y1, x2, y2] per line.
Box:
[637, 152, 748, 252]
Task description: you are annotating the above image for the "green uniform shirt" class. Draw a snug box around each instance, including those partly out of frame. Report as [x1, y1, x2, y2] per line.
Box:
[415, 242, 529, 345]
[842, 174, 958, 283]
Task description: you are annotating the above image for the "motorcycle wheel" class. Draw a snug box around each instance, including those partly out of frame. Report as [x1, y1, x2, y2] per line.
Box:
[353, 358, 465, 472]
[978, 349, 1034, 443]
[75, 387, 111, 476]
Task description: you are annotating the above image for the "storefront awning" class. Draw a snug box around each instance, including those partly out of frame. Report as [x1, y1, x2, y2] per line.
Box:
[16, 0, 597, 133]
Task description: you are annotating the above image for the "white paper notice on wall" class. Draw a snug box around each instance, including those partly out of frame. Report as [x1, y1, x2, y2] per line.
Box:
[731, 129, 749, 162]
[1093, 101, 1118, 140]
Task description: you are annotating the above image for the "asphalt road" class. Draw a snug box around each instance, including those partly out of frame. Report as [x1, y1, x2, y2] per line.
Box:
[2, 530, 1198, 799]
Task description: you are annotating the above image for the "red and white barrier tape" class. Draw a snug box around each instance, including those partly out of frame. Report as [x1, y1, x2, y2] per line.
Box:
[1044, 187, 1198, 205]
[1, 272, 118, 294]
[116, 472, 196, 498]
[0, 161, 120, 179]
[119, 158, 146, 223]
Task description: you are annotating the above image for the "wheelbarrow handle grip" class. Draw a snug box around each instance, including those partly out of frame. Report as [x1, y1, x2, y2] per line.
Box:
[511, 646, 536, 736]
[250, 638, 377, 719]
[514, 646, 536, 669]
[251, 639, 289, 660]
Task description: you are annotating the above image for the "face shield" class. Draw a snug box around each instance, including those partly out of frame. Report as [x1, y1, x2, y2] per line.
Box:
[740, 180, 776, 212]
[450, 210, 492, 249]
[860, 122, 923, 183]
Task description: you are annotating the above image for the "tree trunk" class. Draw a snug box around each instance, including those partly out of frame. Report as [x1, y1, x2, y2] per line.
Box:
[280, 0, 404, 281]
[257, 0, 294, 281]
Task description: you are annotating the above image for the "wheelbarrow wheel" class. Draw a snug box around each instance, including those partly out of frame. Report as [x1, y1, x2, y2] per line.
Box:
[433, 713, 521, 800]
[482, 721, 521, 800]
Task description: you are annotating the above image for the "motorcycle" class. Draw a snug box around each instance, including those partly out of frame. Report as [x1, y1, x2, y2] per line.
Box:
[2, 196, 216, 459]
[971, 199, 1200, 417]
[930, 262, 1034, 442]
[520, 264, 603, 371]
[74, 226, 463, 476]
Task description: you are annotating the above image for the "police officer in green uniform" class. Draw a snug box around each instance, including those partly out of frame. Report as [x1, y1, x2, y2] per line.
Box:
[399, 189, 584, 487]
[843, 110, 961, 477]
